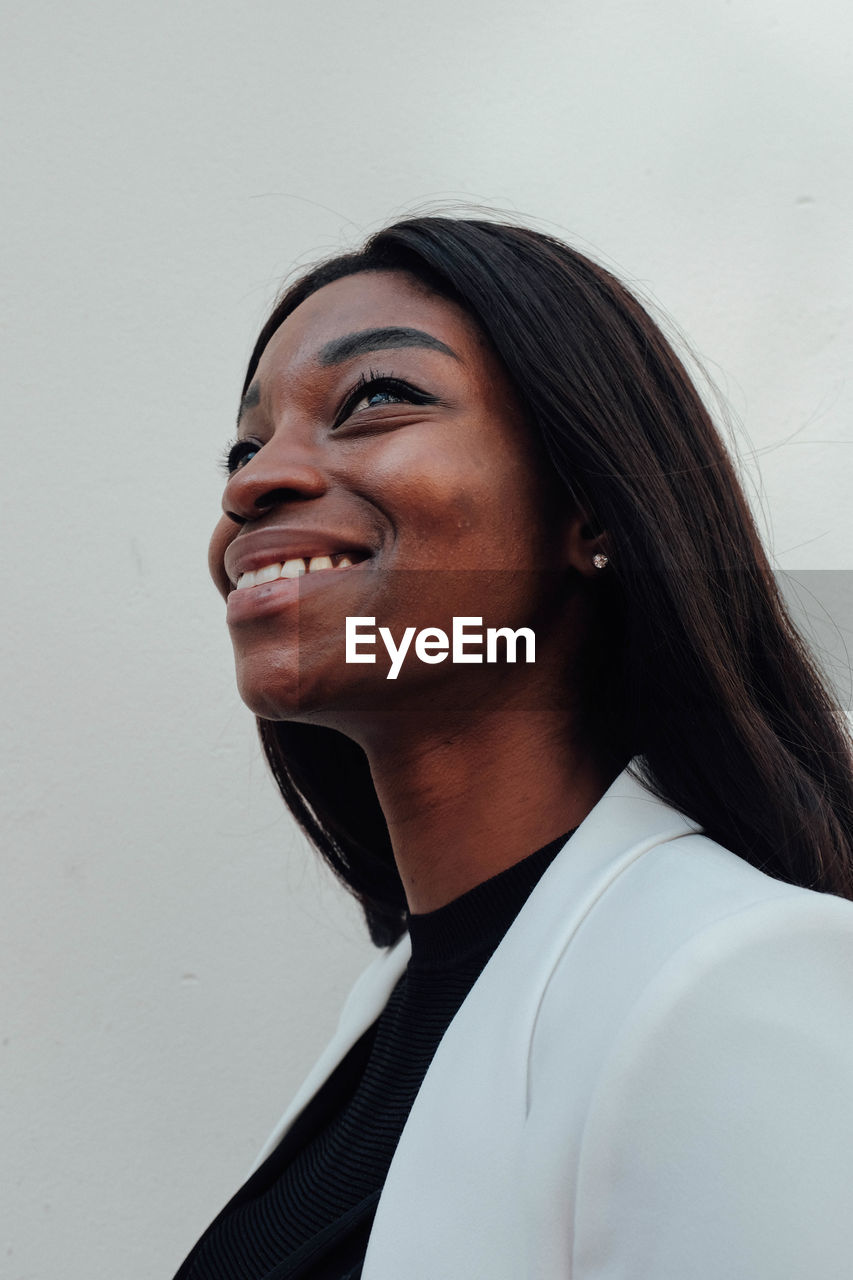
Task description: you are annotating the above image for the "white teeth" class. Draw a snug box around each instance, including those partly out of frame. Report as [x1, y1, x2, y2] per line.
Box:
[256, 562, 283, 584]
[280, 559, 306, 578]
[234, 552, 364, 589]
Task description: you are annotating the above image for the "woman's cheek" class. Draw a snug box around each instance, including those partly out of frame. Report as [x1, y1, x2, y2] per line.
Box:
[208, 518, 235, 599]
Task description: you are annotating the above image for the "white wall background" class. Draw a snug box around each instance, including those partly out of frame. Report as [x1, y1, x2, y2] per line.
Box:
[2, 1, 851, 1275]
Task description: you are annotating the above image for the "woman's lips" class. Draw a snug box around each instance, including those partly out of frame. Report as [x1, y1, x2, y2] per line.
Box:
[225, 530, 374, 589]
[225, 558, 373, 626]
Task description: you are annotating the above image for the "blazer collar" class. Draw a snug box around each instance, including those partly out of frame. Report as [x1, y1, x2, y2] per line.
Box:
[361, 761, 702, 1276]
[248, 759, 699, 1178]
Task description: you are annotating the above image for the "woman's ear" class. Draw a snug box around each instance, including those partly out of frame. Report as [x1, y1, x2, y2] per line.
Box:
[560, 508, 609, 578]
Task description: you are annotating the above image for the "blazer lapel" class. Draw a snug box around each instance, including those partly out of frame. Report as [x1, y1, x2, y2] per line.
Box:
[225, 762, 699, 1280]
[247, 931, 412, 1176]
[172, 943, 412, 1280]
[360, 763, 700, 1279]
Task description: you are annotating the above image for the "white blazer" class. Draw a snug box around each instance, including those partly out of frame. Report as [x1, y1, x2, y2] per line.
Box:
[248, 763, 853, 1279]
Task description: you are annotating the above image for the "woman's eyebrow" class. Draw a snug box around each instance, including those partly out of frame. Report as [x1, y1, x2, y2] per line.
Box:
[316, 326, 461, 366]
[236, 327, 461, 426]
[236, 381, 261, 427]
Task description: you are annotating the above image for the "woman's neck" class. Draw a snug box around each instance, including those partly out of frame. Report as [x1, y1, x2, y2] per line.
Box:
[362, 694, 616, 914]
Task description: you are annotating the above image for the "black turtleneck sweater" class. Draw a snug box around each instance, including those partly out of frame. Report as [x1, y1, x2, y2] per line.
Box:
[175, 827, 576, 1280]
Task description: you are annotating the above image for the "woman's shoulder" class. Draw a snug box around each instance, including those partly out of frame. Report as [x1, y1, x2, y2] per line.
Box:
[534, 825, 853, 1055]
[592, 829, 853, 1053]
[527, 799, 853, 991]
[564, 842, 853, 1277]
[527, 832, 853, 1277]
[527, 826, 853, 1136]
[611, 831, 853, 1073]
[609, 825, 853, 938]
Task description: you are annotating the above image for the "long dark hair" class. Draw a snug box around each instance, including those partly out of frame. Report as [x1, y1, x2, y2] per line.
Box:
[236, 214, 853, 947]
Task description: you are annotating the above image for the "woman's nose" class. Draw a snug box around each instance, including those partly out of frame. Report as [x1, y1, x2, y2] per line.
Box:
[222, 432, 330, 524]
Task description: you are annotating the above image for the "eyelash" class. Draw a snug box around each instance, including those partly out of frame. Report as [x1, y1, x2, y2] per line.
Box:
[216, 368, 433, 476]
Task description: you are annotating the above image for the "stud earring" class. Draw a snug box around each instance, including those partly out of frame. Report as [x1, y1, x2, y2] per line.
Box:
[593, 553, 609, 569]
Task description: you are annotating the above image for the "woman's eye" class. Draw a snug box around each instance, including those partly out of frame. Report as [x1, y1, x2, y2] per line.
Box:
[218, 438, 260, 476]
[336, 373, 436, 429]
[218, 374, 437, 471]
[351, 386, 407, 412]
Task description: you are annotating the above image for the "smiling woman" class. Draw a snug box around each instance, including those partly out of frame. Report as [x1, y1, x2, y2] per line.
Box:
[173, 216, 853, 1280]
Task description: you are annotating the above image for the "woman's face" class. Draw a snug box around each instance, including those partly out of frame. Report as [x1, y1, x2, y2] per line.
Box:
[208, 269, 580, 735]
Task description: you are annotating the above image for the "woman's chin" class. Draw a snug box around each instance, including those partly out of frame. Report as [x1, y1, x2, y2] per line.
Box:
[235, 674, 301, 720]
[233, 663, 372, 724]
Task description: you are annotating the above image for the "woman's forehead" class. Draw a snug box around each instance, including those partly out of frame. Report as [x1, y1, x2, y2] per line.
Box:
[254, 270, 485, 378]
